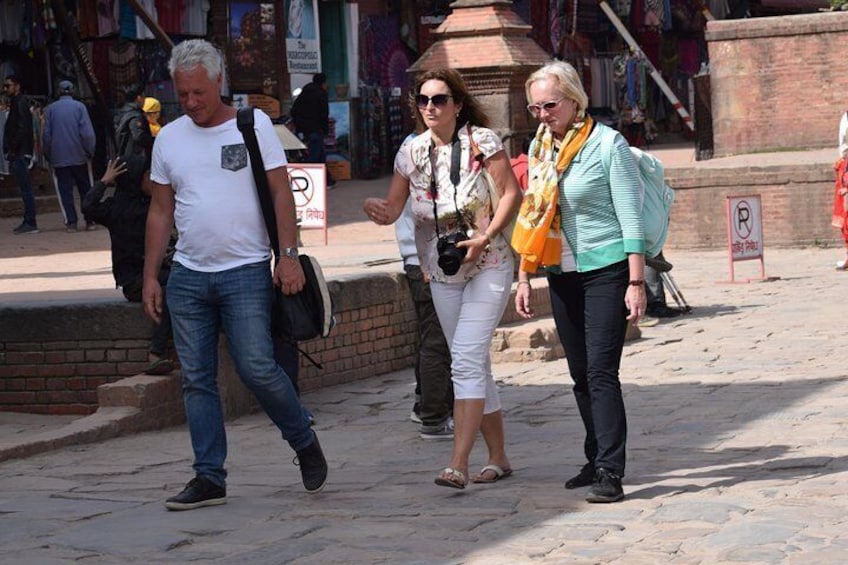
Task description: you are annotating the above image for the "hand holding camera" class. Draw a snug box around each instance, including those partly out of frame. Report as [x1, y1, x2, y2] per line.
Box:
[437, 231, 469, 275]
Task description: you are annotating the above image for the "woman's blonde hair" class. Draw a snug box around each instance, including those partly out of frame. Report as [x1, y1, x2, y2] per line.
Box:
[524, 61, 588, 114]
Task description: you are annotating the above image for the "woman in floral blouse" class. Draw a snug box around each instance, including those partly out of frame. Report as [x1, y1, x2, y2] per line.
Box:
[364, 68, 522, 489]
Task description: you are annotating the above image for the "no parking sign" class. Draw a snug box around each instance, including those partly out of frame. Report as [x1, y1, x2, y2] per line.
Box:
[725, 194, 767, 282]
[288, 163, 328, 245]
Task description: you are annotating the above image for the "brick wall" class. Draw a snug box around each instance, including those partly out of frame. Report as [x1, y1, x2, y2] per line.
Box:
[0, 272, 418, 415]
[665, 161, 836, 249]
[707, 12, 848, 157]
[0, 303, 155, 415]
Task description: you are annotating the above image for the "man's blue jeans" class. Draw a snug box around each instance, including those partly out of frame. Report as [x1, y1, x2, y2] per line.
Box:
[167, 260, 314, 486]
[10, 155, 36, 226]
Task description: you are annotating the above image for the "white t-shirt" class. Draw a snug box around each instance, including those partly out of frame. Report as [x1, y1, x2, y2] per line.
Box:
[150, 111, 287, 272]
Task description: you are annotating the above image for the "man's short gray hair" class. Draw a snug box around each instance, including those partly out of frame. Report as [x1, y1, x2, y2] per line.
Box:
[168, 39, 222, 81]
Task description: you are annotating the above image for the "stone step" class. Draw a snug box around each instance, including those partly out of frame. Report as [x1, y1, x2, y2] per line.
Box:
[491, 313, 641, 364]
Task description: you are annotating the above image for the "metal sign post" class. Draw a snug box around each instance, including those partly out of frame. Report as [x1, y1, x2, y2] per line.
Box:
[725, 194, 773, 283]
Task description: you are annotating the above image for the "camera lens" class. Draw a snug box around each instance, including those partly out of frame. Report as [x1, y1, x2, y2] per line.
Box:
[438, 254, 462, 276]
[437, 232, 468, 276]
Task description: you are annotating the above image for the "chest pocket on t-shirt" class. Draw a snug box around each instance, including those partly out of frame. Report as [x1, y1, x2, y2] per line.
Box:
[221, 143, 248, 172]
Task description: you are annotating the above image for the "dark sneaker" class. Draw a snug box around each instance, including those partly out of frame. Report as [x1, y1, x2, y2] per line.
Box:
[410, 397, 422, 423]
[294, 433, 328, 493]
[586, 468, 624, 503]
[647, 304, 682, 318]
[13, 222, 38, 235]
[164, 476, 227, 511]
[564, 462, 595, 489]
[420, 417, 454, 440]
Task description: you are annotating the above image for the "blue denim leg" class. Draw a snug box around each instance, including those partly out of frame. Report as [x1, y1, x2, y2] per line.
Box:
[54, 166, 79, 226]
[10, 156, 36, 226]
[306, 131, 326, 164]
[216, 262, 313, 451]
[166, 263, 228, 485]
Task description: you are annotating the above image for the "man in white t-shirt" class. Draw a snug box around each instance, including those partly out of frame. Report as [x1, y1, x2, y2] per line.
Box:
[143, 39, 327, 511]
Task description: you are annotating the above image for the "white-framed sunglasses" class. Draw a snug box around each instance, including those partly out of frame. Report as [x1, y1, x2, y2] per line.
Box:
[527, 98, 566, 116]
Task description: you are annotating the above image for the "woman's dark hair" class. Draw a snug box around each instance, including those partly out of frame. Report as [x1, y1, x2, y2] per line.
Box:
[410, 68, 489, 133]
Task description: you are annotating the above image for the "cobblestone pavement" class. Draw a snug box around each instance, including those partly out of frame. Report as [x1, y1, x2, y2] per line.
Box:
[2, 147, 848, 563]
[2, 243, 847, 563]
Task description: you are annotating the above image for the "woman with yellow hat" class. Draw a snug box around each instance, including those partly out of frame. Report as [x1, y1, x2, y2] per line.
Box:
[142, 97, 162, 136]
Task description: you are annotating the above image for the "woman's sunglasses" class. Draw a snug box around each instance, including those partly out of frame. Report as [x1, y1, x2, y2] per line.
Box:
[416, 94, 452, 109]
[527, 98, 566, 116]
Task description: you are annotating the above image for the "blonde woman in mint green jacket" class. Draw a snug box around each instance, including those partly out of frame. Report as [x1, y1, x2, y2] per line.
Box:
[515, 61, 646, 504]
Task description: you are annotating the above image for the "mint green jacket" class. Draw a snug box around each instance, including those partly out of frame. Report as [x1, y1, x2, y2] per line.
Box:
[555, 123, 645, 272]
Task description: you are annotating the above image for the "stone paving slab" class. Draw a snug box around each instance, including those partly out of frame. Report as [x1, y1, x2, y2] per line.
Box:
[2, 246, 848, 562]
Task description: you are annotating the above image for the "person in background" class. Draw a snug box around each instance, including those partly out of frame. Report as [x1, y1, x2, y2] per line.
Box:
[514, 61, 646, 503]
[509, 135, 531, 192]
[396, 199, 454, 439]
[0, 94, 10, 175]
[290, 72, 335, 187]
[3, 74, 38, 234]
[114, 83, 153, 159]
[82, 155, 175, 375]
[364, 68, 522, 489]
[144, 39, 327, 511]
[644, 253, 682, 318]
[143, 97, 162, 137]
[833, 111, 848, 270]
[43, 80, 97, 232]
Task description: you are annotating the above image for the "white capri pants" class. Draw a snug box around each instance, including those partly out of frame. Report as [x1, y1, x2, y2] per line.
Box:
[430, 261, 514, 414]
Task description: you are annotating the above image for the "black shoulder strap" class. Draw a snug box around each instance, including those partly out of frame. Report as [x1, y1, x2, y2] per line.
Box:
[236, 106, 279, 260]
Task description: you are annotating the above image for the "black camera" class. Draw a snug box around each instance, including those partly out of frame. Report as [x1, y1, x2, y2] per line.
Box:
[437, 231, 469, 276]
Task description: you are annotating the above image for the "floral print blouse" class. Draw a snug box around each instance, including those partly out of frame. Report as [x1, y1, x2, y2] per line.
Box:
[394, 125, 513, 283]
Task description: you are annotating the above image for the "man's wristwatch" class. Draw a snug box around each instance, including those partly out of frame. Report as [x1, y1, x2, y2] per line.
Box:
[281, 247, 299, 259]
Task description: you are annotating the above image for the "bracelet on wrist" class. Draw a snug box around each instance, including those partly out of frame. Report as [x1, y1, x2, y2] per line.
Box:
[628, 280, 644, 287]
[517, 281, 531, 288]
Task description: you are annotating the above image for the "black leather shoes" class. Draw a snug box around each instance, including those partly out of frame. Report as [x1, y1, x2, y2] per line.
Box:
[586, 467, 624, 503]
[564, 463, 596, 489]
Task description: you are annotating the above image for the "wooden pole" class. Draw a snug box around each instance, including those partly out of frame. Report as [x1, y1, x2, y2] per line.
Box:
[597, 0, 695, 132]
[125, 0, 174, 52]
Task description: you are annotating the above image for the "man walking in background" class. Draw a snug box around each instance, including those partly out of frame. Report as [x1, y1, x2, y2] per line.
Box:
[396, 201, 454, 439]
[44, 80, 97, 232]
[290, 72, 335, 186]
[3, 74, 38, 234]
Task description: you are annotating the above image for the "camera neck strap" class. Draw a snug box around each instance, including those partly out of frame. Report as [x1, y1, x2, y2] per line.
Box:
[429, 128, 466, 240]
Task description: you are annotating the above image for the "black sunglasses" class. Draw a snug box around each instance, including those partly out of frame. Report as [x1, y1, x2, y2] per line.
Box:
[416, 94, 452, 108]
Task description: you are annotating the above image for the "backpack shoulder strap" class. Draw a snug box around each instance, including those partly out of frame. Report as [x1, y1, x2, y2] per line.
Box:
[598, 123, 618, 180]
[236, 106, 279, 259]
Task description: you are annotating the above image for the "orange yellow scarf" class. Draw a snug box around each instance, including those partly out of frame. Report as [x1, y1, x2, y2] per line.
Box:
[511, 115, 594, 272]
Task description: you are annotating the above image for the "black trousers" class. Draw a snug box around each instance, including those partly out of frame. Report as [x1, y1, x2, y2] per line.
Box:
[404, 264, 453, 427]
[123, 267, 172, 357]
[547, 259, 629, 475]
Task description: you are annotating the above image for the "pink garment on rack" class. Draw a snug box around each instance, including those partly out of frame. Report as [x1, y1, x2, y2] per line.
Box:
[678, 39, 701, 75]
[97, 0, 119, 36]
